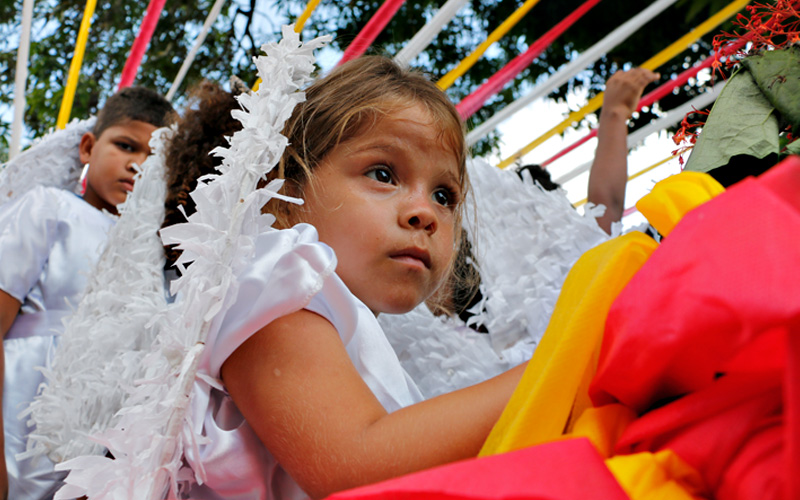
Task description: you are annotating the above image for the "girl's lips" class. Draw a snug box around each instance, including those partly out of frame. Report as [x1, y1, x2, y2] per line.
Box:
[390, 248, 432, 269]
[120, 179, 135, 192]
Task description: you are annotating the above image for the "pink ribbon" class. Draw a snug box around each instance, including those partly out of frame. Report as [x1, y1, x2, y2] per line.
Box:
[337, 0, 406, 66]
[117, 0, 168, 90]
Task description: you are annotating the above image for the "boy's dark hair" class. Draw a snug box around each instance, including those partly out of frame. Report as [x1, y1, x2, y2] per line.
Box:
[93, 86, 174, 137]
[516, 164, 561, 191]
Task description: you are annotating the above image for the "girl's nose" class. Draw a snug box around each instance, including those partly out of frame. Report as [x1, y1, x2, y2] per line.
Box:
[402, 193, 437, 235]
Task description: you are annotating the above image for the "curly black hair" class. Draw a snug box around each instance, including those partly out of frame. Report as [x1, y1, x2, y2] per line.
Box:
[161, 80, 244, 270]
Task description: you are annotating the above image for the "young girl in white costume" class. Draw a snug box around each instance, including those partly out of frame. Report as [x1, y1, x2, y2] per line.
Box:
[0, 86, 173, 500]
[177, 55, 527, 500]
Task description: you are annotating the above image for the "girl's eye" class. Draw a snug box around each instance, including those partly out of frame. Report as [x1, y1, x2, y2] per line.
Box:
[116, 142, 135, 152]
[366, 167, 393, 184]
[432, 188, 455, 207]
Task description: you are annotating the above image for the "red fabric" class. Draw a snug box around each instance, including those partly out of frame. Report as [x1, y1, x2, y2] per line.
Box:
[337, 0, 406, 67]
[591, 157, 800, 412]
[117, 0, 167, 90]
[456, 0, 602, 121]
[589, 156, 800, 500]
[787, 320, 799, 500]
[325, 438, 629, 500]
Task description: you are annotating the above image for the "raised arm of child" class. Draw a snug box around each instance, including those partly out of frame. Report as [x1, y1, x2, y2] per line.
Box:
[588, 67, 659, 233]
[223, 311, 525, 499]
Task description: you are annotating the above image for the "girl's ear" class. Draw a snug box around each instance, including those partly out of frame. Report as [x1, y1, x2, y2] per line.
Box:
[79, 132, 96, 164]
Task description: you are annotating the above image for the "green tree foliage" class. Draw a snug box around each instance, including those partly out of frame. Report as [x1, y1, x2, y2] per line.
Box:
[2, 0, 735, 160]
[0, 0, 260, 159]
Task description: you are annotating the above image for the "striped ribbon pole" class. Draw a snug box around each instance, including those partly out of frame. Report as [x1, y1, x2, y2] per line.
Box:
[437, 0, 543, 90]
[456, 0, 603, 120]
[56, 0, 98, 129]
[496, 0, 752, 169]
[466, 0, 680, 147]
[118, 0, 168, 90]
[554, 83, 722, 187]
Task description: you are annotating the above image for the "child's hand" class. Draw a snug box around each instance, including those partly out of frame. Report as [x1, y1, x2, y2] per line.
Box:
[602, 68, 660, 120]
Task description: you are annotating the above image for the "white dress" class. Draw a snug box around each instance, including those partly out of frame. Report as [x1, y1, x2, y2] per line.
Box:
[184, 223, 424, 500]
[0, 185, 114, 500]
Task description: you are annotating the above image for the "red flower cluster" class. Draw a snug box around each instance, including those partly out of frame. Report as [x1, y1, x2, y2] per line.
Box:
[671, 108, 710, 167]
[713, 0, 800, 72]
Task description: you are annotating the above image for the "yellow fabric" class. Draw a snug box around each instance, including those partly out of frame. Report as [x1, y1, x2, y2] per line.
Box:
[568, 404, 637, 458]
[606, 451, 707, 500]
[496, 0, 752, 169]
[636, 171, 725, 237]
[57, 0, 97, 129]
[480, 231, 658, 456]
[436, 0, 542, 90]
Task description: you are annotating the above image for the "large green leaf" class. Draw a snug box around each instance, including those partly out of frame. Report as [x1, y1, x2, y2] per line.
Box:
[743, 47, 800, 130]
[684, 69, 779, 173]
[786, 138, 800, 156]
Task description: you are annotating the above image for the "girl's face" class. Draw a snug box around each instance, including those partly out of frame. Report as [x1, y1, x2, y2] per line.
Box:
[79, 119, 157, 214]
[299, 103, 462, 315]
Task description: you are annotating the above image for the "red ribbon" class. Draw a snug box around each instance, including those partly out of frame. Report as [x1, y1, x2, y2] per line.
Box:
[117, 0, 168, 90]
[337, 0, 406, 67]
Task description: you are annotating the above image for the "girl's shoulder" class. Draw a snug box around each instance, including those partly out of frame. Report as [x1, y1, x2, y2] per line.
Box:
[204, 223, 339, 377]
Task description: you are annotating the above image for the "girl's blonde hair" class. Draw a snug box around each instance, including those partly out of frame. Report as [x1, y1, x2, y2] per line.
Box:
[270, 56, 468, 226]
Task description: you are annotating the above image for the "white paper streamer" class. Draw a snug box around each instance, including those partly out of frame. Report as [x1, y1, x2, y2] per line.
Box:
[554, 81, 722, 185]
[166, 0, 227, 101]
[23, 126, 173, 465]
[393, 0, 469, 68]
[467, 0, 680, 146]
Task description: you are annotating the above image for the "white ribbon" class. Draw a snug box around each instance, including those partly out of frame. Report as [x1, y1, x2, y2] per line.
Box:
[393, 0, 469, 68]
[166, 0, 227, 101]
[9, 0, 35, 159]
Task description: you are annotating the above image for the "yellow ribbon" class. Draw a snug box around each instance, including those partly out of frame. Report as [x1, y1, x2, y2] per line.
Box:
[496, 0, 752, 169]
[436, 0, 543, 90]
[295, 0, 321, 33]
[57, 0, 97, 129]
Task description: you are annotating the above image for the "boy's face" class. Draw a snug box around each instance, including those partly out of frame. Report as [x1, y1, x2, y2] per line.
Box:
[299, 104, 462, 315]
[79, 119, 158, 214]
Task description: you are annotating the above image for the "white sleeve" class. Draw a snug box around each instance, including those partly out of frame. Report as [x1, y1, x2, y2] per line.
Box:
[204, 224, 338, 378]
[0, 186, 64, 302]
